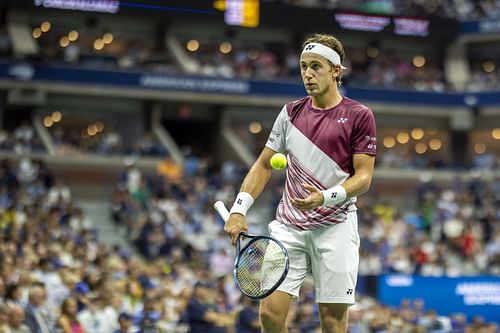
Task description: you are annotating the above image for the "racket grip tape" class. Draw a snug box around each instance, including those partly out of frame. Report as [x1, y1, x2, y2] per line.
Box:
[214, 201, 230, 222]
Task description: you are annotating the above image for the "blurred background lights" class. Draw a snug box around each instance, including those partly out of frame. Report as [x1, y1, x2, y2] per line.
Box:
[411, 128, 424, 140]
[383, 136, 396, 148]
[32, 28, 42, 39]
[94, 39, 105, 50]
[51, 111, 62, 122]
[415, 142, 428, 154]
[482, 61, 495, 73]
[68, 30, 79, 42]
[492, 128, 500, 139]
[219, 41, 232, 54]
[413, 55, 426, 67]
[59, 36, 69, 48]
[249, 121, 262, 134]
[95, 121, 105, 133]
[396, 132, 409, 144]
[186, 39, 200, 52]
[429, 138, 442, 150]
[43, 116, 53, 128]
[474, 142, 486, 154]
[102, 33, 114, 44]
[40, 21, 51, 32]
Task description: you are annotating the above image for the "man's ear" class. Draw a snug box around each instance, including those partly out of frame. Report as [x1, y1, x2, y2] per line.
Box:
[333, 65, 340, 79]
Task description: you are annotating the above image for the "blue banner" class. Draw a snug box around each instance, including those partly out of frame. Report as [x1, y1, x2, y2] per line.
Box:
[460, 19, 500, 34]
[1, 61, 500, 106]
[378, 275, 500, 324]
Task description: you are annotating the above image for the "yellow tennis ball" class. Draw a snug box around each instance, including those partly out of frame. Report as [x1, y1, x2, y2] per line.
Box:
[270, 153, 287, 170]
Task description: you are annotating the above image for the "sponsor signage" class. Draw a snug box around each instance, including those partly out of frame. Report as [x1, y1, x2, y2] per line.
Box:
[379, 275, 500, 324]
[33, 0, 120, 13]
[334, 13, 429, 36]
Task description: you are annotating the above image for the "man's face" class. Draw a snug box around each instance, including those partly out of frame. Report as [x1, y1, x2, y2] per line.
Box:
[119, 318, 132, 331]
[300, 53, 340, 97]
[30, 289, 46, 307]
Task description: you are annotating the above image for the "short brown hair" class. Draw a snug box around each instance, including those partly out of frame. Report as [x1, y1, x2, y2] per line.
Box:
[302, 33, 345, 84]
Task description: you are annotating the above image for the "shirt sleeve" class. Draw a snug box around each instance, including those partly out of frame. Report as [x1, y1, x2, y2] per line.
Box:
[239, 308, 258, 327]
[351, 107, 377, 156]
[187, 299, 207, 322]
[265, 105, 287, 153]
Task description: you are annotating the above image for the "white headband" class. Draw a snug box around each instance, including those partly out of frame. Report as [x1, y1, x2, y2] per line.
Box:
[301, 43, 347, 69]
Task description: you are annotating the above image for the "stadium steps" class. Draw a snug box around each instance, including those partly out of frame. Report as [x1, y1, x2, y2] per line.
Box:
[75, 198, 138, 256]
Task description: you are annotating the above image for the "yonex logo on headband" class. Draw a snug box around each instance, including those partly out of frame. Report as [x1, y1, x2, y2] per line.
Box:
[301, 42, 347, 69]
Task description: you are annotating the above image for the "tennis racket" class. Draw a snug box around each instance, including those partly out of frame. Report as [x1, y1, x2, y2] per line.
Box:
[214, 201, 289, 299]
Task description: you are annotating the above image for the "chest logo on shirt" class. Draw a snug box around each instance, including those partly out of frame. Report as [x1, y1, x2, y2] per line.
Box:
[337, 118, 348, 124]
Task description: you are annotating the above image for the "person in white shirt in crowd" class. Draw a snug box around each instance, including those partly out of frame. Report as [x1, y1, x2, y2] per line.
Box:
[46, 178, 71, 207]
[102, 295, 124, 333]
[208, 248, 233, 278]
[69, 208, 93, 232]
[77, 296, 112, 333]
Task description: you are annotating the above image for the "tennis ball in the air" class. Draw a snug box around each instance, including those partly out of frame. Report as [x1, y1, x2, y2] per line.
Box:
[270, 153, 287, 170]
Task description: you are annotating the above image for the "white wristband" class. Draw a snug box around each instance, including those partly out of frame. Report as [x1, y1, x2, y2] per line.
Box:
[321, 185, 347, 207]
[230, 192, 254, 216]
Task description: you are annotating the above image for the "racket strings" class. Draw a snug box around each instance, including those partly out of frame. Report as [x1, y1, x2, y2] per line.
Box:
[236, 238, 287, 298]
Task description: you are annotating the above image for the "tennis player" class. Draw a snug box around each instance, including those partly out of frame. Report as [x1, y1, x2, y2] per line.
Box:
[224, 33, 376, 332]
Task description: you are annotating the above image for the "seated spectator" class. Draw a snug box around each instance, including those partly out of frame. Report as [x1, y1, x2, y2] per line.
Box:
[77, 296, 110, 333]
[236, 297, 260, 333]
[58, 298, 85, 333]
[7, 305, 30, 333]
[24, 284, 53, 333]
[186, 281, 234, 333]
[114, 312, 134, 333]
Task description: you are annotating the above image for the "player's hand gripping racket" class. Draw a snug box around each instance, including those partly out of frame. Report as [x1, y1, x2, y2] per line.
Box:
[214, 201, 289, 299]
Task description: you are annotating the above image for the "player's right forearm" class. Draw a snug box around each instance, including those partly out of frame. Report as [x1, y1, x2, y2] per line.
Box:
[240, 162, 272, 200]
[230, 148, 275, 216]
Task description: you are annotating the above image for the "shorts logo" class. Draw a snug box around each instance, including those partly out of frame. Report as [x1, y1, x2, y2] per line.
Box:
[337, 118, 348, 123]
[237, 199, 242, 205]
[331, 192, 337, 199]
[347, 289, 353, 295]
[305, 45, 315, 51]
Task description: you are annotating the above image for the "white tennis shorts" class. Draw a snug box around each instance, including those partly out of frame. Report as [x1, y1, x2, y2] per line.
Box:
[268, 211, 360, 304]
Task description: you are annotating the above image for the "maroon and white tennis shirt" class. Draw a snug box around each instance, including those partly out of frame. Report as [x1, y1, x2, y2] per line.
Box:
[266, 96, 377, 230]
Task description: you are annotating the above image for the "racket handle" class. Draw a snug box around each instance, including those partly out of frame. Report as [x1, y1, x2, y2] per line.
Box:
[214, 201, 230, 222]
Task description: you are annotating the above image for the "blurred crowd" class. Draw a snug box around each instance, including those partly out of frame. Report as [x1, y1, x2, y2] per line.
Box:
[35, 35, 179, 76]
[2, 21, 498, 93]
[346, 296, 499, 333]
[0, 121, 45, 154]
[1, 156, 500, 333]
[50, 128, 167, 158]
[0, 120, 167, 158]
[185, 41, 448, 92]
[265, 0, 500, 20]
[356, 175, 500, 276]
[468, 60, 500, 92]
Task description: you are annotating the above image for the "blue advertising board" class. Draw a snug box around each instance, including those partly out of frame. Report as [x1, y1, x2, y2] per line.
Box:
[460, 19, 500, 34]
[378, 275, 500, 324]
[1, 61, 500, 106]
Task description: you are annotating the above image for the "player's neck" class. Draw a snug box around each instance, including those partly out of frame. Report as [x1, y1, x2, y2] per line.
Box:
[310, 89, 342, 110]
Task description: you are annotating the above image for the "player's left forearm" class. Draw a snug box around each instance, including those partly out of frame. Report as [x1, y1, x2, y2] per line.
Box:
[341, 171, 373, 198]
[341, 153, 375, 198]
